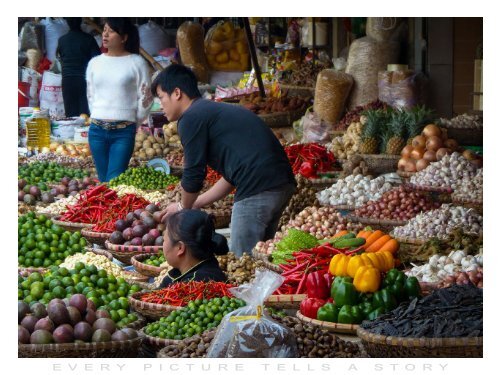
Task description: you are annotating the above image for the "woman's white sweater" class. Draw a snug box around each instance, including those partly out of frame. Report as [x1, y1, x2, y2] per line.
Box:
[86, 54, 153, 124]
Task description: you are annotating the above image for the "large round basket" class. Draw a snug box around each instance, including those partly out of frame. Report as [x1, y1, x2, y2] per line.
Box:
[296, 311, 358, 334]
[129, 292, 181, 320]
[258, 107, 308, 128]
[18, 266, 48, 277]
[157, 329, 217, 358]
[138, 328, 181, 351]
[105, 241, 162, 265]
[396, 170, 415, 182]
[265, 294, 306, 310]
[309, 177, 338, 191]
[360, 154, 400, 175]
[406, 183, 454, 204]
[392, 236, 427, 264]
[347, 215, 408, 233]
[251, 249, 282, 273]
[18, 337, 142, 358]
[356, 326, 482, 357]
[451, 196, 483, 213]
[445, 127, 483, 146]
[122, 270, 151, 284]
[52, 216, 93, 232]
[125, 313, 148, 330]
[170, 165, 183, 177]
[87, 247, 113, 261]
[81, 228, 111, 247]
[131, 253, 167, 278]
[211, 212, 231, 229]
[279, 84, 315, 97]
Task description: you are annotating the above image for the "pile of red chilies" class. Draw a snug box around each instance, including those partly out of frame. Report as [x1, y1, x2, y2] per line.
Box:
[275, 245, 350, 295]
[285, 143, 335, 178]
[59, 185, 149, 232]
[140, 281, 235, 306]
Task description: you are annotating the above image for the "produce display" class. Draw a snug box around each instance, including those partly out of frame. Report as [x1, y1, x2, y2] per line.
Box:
[392, 204, 483, 241]
[360, 284, 482, 338]
[141, 253, 166, 267]
[406, 251, 483, 285]
[334, 99, 387, 132]
[111, 185, 166, 204]
[353, 185, 440, 221]
[37, 194, 81, 216]
[278, 175, 319, 229]
[439, 113, 482, 129]
[158, 329, 217, 358]
[133, 129, 170, 160]
[285, 143, 335, 178]
[237, 91, 311, 115]
[165, 149, 184, 167]
[18, 294, 139, 344]
[18, 265, 141, 308]
[317, 175, 394, 207]
[48, 142, 92, 158]
[452, 168, 483, 201]
[408, 152, 479, 189]
[216, 252, 261, 285]
[282, 206, 364, 239]
[271, 229, 319, 265]
[205, 21, 249, 72]
[109, 166, 179, 191]
[328, 120, 363, 159]
[18, 177, 96, 206]
[26, 153, 94, 170]
[143, 297, 245, 340]
[107, 204, 164, 246]
[18, 162, 90, 186]
[139, 281, 235, 307]
[18, 213, 87, 268]
[339, 154, 370, 177]
[280, 61, 323, 88]
[163, 122, 181, 145]
[163, 182, 234, 214]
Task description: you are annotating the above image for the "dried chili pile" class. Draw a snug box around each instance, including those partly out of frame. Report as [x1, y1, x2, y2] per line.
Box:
[285, 143, 335, 179]
[59, 185, 149, 232]
[140, 281, 235, 306]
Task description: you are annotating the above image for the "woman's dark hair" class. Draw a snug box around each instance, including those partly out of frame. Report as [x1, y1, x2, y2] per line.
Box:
[104, 17, 140, 54]
[166, 209, 228, 260]
[151, 64, 201, 98]
[65, 18, 82, 31]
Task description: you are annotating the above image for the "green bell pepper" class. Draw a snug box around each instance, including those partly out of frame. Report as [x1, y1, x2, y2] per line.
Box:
[387, 280, 406, 302]
[404, 276, 421, 300]
[332, 276, 353, 290]
[357, 301, 374, 318]
[373, 288, 397, 311]
[316, 303, 339, 323]
[331, 277, 360, 307]
[338, 305, 363, 324]
[367, 306, 386, 321]
[382, 269, 407, 288]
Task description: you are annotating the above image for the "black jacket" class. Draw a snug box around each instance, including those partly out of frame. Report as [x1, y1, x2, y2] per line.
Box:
[56, 30, 101, 78]
[158, 256, 227, 289]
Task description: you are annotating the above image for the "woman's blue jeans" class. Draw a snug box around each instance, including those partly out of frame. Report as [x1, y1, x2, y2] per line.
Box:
[88, 123, 136, 182]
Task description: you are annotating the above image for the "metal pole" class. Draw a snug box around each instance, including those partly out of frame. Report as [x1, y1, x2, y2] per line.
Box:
[242, 17, 266, 98]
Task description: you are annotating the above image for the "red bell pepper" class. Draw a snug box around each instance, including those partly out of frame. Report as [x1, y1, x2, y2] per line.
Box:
[300, 297, 326, 319]
[306, 271, 330, 300]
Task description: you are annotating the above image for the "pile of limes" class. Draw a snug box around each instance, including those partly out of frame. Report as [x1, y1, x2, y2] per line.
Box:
[143, 297, 245, 340]
[18, 162, 89, 185]
[109, 166, 179, 190]
[18, 212, 87, 268]
[143, 253, 166, 267]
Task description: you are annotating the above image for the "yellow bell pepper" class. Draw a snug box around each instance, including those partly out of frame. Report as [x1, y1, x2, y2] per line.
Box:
[361, 252, 382, 270]
[347, 255, 369, 278]
[353, 265, 381, 293]
[329, 254, 351, 277]
[376, 251, 395, 272]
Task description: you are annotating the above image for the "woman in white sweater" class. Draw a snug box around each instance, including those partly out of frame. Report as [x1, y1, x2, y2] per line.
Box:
[86, 18, 153, 182]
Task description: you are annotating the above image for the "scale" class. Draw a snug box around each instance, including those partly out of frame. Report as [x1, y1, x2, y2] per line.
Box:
[147, 158, 171, 175]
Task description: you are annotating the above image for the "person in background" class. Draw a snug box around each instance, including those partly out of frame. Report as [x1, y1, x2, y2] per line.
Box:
[152, 64, 296, 257]
[159, 209, 228, 288]
[86, 18, 153, 182]
[56, 17, 101, 116]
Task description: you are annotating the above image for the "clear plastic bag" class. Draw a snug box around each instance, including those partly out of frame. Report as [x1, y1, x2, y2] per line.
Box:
[301, 106, 332, 144]
[177, 21, 210, 83]
[207, 269, 298, 358]
[205, 21, 249, 72]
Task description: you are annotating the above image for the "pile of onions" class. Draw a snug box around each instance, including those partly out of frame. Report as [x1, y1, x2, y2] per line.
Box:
[453, 168, 483, 201]
[398, 124, 461, 173]
[50, 143, 91, 158]
[392, 204, 483, 241]
[283, 206, 363, 239]
[409, 152, 478, 190]
[353, 185, 440, 221]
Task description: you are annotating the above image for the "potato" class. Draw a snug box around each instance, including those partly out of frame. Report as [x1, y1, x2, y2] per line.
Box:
[170, 135, 180, 142]
[163, 148, 170, 156]
[164, 128, 173, 137]
[143, 140, 152, 149]
[153, 143, 161, 150]
[155, 148, 162, 156]
[139, 151, 147, 159]
[145, 148, 155, 158]
[171, 122, 178, 133]
[147, 135, 155, 143]
[136, 133, 146, 142]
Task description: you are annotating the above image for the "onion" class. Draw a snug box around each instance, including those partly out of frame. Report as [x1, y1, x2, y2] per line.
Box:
[401, 145, 413, 158]
[436, 148, 451, 160]
[423, 150, 437, 162]
[422, 124, 442, 138]
[405, 159, 417, 172]
[410, 146, 425, 160]
[470, 158, 483, 168]
[416, 158, 430, 172]
[444, 138, 459, 151]
[412, 135, 427, 148]
[398, 157, 409, 171]
[426, 135, 443, 152]
[462, 149, 476, 160]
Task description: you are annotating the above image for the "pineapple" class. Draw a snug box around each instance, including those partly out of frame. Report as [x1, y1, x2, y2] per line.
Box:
[385, 110, 407, 154]
[406, 106, 434, 145]
[360, 110, 382, 154]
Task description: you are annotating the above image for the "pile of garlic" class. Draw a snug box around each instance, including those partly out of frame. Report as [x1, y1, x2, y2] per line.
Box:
[405, 251, 483, 284]
[38, 194, 81, 215]
[392, 204, 482, 240]
[453, 168, 483, 201]
[317, 175, 394, 207]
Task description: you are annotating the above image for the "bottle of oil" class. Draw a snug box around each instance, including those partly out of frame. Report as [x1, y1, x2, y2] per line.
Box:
[26, 108, 51, 151]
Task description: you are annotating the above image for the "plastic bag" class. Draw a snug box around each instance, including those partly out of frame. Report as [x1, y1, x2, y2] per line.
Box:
[19, 22, 45, 52]
[39, 71, 64, 118]
[40, 17, 69, 63]
[313, 69, 353, 124]
[139, 21, 169, 56]
[177, 21, 210, 83]
[378, 70, 424, 109]
[205, 21, 249, 72]
[302, 107, 332, 144]
[21, 67, 42, 107]
[207, 269, 298, 358]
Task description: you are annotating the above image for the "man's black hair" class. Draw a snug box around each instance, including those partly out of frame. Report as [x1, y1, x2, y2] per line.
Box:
[151, 64, 201, 99]
[65, 17, 82, 31]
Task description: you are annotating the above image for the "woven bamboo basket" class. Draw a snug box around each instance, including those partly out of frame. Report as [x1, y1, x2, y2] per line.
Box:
[396, 170, 415, 182]
[139, 328, 181, 351]
[18, 336, 142, 358]
[210, 212, 231, 229]
[125, 313, 147, 330]
[360, 154, 400, 175]
[81, 228, 111, 247]
[157, 329, 218, 358]
[258, 107, 308, 128]
[170, 165, 183, 177]
[309, 177, 338, 191]
[279, 84, 315, 97]
[356, 326, 482, 357]
[129, 292, 181, 320]
[87, 247, 113, 261]
[451, 196, 483, 213]
[445, 127, 483, 146]
[406, 184, 453, 203]
[105, 241, 162, 265]
[51, 216, 93, 232]
[347, 215, 408, 233]
[296, 311, 358, 334]
[127, 280, 157, 291]
[392, 236, 427, 264]
[122, 270, 150, 284]
[131, 253, 167, 278]
[264, 294, 306, 310]
[18, 266, 48, 277]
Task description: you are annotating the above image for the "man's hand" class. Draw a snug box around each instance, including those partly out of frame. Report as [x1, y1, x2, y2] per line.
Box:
[159, 203, 181, 222]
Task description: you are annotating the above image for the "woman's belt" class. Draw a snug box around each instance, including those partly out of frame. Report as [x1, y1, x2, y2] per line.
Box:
[91, 119, 135, 130]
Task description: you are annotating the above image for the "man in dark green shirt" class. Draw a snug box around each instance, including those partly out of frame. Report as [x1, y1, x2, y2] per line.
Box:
[153, 64, 296, 257]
